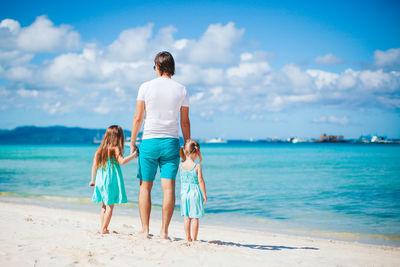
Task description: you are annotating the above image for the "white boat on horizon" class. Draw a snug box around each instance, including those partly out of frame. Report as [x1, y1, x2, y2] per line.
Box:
[205, 138, 228, 144]
[292, 138, 307, 143]
[371, 135, 391, 144]
[287, 137, 307, 143]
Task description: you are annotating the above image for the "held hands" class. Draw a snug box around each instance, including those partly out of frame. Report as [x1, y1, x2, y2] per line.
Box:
[130, 143, 139, 158]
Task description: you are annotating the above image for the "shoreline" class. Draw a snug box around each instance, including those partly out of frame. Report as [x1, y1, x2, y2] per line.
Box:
[1, 199, 400, 266]
[1, 192, 400, 248]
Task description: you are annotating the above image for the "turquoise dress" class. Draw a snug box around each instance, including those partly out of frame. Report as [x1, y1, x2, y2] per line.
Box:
[92, 158, 127, 205]
[180, 164, 204, 218]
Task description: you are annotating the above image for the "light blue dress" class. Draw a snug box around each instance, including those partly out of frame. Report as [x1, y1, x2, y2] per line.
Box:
[92, 157, 127, 205]
[180, 164, 204, 218]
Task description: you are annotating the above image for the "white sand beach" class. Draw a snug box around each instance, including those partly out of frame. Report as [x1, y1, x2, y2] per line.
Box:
[1, 201, 399, 267]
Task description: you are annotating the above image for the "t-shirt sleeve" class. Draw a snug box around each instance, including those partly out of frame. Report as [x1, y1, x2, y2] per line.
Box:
[182, 87, 189, 107]
[137, 83, 145, 101]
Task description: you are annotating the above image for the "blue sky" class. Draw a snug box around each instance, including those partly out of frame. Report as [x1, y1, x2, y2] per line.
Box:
[0, 0, 399, 139]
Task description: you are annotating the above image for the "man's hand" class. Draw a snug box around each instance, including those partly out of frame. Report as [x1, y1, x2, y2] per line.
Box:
[130, 143, 138, 158]
[129, 142, 137, 154]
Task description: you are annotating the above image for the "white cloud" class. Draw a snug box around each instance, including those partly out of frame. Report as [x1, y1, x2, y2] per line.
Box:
[189, 92, 204, 103]
[210, 86, 224, 99]
[250, 113, 264, 120]
[43, 52, 99, 85]
[42, 101, 63, 114]
[285, 94, 318, 103]
[0, 16, 399, 120]
[359, 69, 392, 89]
[187, 22, 244, 65]
[16, 15, 80, 52]
[107, 24, 153, 61]
[227, 61, 271, 78]
[17, 88, 38, 97]
[7, 66, 33, 80]
[94, 105, 111, 114]
[306, 69, 339, 89]
[280, 64, 312, 89]
[200, 68, 225, 85]
[374, 48, 400, 67]
[240, 52, 253, 61]
[0, 50, 34, 67]
[377, 96, 400, 109]
[337, 69, 358, 90]
[174, 39, 188, 50]
[313, 115, 349, 125]
[0, 19, 20, 34]
[0, 19, 32, 68]
[315, 53, 343, 64]
[0, 87, 10, 96]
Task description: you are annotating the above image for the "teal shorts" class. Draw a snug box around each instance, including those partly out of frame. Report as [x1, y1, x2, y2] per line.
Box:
[137, 138, 180, 181]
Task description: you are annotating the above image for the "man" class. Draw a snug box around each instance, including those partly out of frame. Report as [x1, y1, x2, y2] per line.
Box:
[130, 51, 191, 239]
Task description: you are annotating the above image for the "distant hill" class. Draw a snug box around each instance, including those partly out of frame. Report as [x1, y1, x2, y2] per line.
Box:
[0, 126, 132, 144]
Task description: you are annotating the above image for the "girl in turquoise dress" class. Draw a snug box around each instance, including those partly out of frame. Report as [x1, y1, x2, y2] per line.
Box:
[179, 139, 207, 242]
[89, 125, 137, 234]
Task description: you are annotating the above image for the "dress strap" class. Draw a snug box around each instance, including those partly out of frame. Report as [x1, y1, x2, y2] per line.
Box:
[192, 163, 197, 173]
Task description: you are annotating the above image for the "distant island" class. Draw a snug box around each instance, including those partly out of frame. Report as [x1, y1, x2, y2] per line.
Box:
[0, 126, 131, 144]
[0, 126, 398, 145]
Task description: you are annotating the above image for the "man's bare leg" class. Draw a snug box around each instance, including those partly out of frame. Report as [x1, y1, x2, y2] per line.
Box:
[138, 180, 153, 239]
[160, 178, 175, 239]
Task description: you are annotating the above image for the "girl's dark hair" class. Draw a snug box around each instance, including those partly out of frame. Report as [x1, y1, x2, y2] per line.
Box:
[155, 51, 175, 76]
[95, 125, 124, 169]
[180, 139, 202, 162]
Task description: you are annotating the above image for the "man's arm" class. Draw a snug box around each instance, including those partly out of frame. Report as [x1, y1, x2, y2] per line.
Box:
[180, 106, 190, 142]
[131, 100, 145, 151]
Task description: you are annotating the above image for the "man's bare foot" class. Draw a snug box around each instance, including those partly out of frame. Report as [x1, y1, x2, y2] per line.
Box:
[137, 230, 150, 239]
[159, 232, 170, 240]
[100, 229, 110, 234]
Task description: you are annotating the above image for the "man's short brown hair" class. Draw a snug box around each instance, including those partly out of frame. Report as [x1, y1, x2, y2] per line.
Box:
[154, 51, 175, 76]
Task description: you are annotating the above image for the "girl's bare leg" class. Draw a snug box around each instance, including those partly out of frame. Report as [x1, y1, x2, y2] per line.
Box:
[184, 217, 192, 242]
[192, 218, 199, 241]
[100, 203, 106, 231]
[101, 204, 114, 234]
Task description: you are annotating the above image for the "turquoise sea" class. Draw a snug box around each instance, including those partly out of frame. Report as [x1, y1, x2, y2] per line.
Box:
[1, 143, 399, 245]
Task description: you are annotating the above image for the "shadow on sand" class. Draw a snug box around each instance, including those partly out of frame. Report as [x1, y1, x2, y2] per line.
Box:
[203, 240, 319, 251]
[167, 236, 319, 251]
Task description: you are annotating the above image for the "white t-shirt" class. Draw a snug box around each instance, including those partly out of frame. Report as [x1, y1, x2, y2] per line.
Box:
[137, 77, 189, 140]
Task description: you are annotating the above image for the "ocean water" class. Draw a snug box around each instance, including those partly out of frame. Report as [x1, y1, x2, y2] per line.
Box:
[1, 143, 399, 245]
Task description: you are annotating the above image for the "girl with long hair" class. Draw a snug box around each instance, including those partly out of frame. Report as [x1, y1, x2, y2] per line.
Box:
[89, 125, 137, 234]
